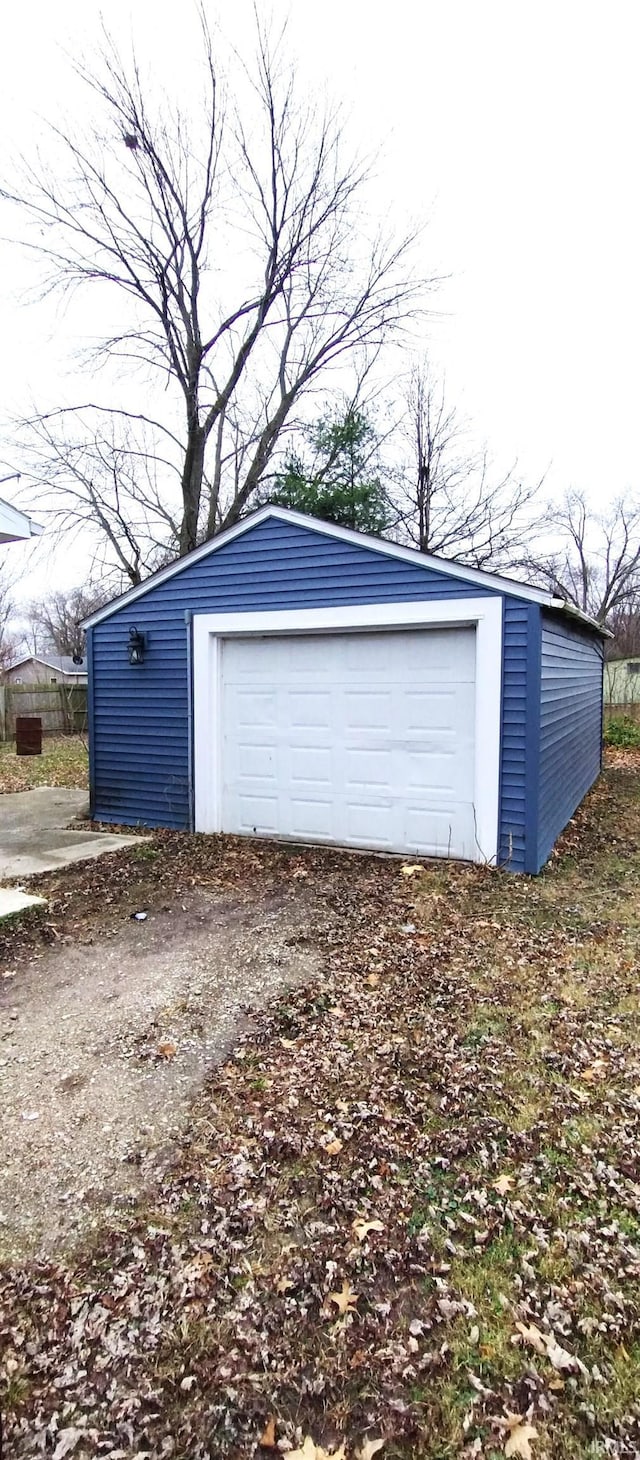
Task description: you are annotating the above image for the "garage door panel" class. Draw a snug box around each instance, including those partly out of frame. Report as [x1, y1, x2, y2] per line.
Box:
[221, 628, 477, 859]
[405, 755, 457, 794]
[236, 794, 279, 833]
[405, 690, 456, 731]
[236, 744, 276, 779]
[405, 804, 471, 852]
[233, 689, 277, 728]
[345, 799, 394, 845]
[344, 690, 392, 728]
[290, 798, 335, 838]
[406, 744, 474, 790]
[287, 691, 332, 728]
[290, 747, 333, 784]
[345, 747, 393, 787]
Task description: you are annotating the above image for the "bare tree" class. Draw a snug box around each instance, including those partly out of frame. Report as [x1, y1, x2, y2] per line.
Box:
[28, 583, 112, 660]
[0, 568, 24, 676]
[4, 16, 426, 566]
[22, 408, 182, 585]
[394, 364, 540, 568]
[604, 603, 640, 660]
[524, 490, 640, 625]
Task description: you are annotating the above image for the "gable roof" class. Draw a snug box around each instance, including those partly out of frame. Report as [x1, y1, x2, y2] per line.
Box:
[81, 505, 607, 635]
[9, 653, 86, 676]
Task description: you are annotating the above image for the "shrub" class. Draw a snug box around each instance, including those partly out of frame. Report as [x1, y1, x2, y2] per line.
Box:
[604, 715, 640, 747]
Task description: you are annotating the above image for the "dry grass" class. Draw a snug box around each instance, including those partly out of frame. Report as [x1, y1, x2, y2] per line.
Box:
[0, 735, 88, 793]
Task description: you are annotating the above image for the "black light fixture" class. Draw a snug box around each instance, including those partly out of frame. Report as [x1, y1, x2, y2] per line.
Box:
[128, 626, 146, 665]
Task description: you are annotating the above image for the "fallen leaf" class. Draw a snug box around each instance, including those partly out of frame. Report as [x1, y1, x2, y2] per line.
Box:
[400, 863, 423, 876]
[356, 1440, 385, 1460]
[260, 1415, 277, 1448]
[288, 1440, 346, 1460]
[515, 1320, 547, 1356]
[349, 1348, 367, 1370]
[493, 1174, 514, 1196]
[275, 1275, 295, 1295]
[581, 1058, 608, 1082]
[352, 1217, 384, 1242]
[545, 1337, 579, 1371]
[157, 1040, 177, 1060]
[324, 1138, 343, 1156]
[52, 1432, 84, 1460]
[503, 1416, 538, 1460]
[515, 1321, 580, 1372]
[179, 1251, 214, 1287]
[329, 1279, 359, 1316]
[281, 1038, 297, 1049]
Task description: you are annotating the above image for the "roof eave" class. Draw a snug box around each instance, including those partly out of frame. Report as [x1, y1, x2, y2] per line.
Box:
[548, 597, 612, 637]
[0, 496, 44, 542]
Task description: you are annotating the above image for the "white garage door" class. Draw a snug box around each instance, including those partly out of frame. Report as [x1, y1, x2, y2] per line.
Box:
[219, 627, 477, 860]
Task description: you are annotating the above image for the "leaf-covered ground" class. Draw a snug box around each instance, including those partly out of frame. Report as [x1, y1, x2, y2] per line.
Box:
[1, 753, 640, 1459]
[0, 737, 88, 794]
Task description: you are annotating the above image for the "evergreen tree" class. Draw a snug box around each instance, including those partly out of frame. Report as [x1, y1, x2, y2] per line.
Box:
[269, 408, 391, 536]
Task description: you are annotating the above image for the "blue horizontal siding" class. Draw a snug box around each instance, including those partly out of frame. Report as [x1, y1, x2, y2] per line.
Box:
[498, 600, 529, 872]
[89, 515, 533, 862]
[536, 612, 604, 870]
[90, 518, 500, 832]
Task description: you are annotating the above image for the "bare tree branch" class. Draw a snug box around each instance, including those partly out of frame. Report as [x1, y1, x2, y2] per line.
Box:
[2, 13, 430, 566]
[523, 489, 640, 625]
[392, 362, 541, 568]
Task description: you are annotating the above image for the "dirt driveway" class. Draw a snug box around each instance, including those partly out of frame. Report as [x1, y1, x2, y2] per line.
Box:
[0, 885, 320, 1258]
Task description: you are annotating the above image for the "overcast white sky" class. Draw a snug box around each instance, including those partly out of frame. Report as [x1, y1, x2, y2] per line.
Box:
[1, 0, 639, 601]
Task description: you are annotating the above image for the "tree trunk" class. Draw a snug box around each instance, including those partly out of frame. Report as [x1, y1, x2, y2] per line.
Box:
[179, 423, 206, 556]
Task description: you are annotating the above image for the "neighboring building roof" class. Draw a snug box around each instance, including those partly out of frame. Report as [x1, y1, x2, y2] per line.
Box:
[8, 653, 86, 677]
[81, 505, 609, 636]
[0, 495, 43, 544]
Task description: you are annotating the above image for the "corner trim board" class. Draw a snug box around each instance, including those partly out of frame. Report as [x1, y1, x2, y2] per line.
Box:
[523, 604, 543, 875]
[192, 597, 503, 865]
[86, 627, 96, 820]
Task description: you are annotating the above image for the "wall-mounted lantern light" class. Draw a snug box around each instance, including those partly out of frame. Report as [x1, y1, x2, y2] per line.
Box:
[128, 626, 146, 665]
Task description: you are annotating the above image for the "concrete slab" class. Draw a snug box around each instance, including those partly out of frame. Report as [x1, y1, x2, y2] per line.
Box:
[0, 888, 47, 919]
[0, 787, 89, 832]
[0, 787, 145, 879]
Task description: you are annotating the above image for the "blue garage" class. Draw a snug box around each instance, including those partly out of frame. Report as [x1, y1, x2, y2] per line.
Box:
[82, 507, 606, 873]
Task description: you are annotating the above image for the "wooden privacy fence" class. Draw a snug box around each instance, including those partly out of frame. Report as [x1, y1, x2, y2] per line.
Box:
[0, 683, 88, 741]
[604, 702, 640, 725]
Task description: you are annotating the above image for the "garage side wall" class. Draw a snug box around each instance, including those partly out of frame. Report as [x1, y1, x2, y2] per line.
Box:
[498, 600, 530, 873]
[536, 612, 604, 871]
[89, 516, 528, 865]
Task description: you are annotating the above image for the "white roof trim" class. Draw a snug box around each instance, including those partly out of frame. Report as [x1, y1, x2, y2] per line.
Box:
[0, 496, 43, 543]
[80, 505, 606, 634]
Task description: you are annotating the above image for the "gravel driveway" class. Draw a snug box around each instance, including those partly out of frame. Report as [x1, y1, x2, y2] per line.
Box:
[0, 886, 320, 1259]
